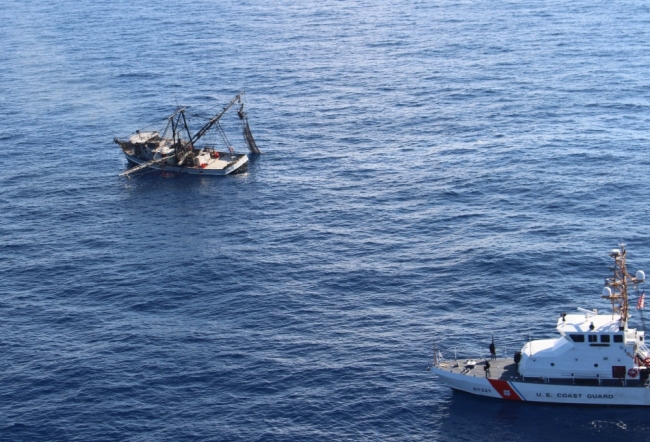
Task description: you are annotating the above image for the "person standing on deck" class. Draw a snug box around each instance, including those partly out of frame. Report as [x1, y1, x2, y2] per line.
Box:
[489, 337, 496, 360]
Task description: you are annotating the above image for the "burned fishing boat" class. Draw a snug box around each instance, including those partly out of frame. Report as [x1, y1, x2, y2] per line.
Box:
[114, 92, 260, 177]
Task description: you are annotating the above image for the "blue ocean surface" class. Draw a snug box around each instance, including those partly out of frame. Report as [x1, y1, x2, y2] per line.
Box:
[2, 0, 650, 440]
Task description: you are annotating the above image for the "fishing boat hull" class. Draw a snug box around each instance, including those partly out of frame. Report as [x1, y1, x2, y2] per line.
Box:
[122, 151, 248, 176]
[432, 365, 650, 406]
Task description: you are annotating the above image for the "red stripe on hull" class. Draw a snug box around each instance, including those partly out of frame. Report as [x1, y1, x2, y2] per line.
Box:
[488, 379, 523, 401]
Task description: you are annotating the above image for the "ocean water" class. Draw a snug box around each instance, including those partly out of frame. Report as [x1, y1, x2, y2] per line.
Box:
[2, 0, 650, 440]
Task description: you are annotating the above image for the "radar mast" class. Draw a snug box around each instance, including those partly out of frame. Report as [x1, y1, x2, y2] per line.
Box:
[602, 244, 645, 330]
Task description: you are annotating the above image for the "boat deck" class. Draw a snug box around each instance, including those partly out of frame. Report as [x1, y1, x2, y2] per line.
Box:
[203, 155, 241, 170]
[438, 358, 519, 381]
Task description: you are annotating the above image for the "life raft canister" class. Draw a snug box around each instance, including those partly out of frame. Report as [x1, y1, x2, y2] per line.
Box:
[628, 368, 639, 378]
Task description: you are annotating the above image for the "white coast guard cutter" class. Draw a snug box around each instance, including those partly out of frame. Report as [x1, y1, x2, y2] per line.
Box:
[431, 245, 650, 405]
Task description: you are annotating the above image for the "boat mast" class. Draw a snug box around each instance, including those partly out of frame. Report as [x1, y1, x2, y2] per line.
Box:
[166, 107, 190, 157]
[602, 245, 644, 331]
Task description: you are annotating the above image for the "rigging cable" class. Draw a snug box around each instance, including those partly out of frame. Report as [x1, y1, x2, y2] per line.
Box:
[215, 121, 233, 151]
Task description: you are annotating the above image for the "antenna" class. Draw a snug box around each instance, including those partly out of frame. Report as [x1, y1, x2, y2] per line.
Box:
[601, 245, 645, 331]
